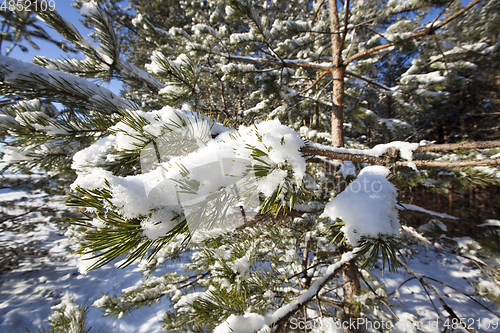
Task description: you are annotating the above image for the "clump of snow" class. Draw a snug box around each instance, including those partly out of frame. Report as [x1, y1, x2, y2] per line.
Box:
[2, 146, 33, 163]
[80, 1, 99, 17]
[453, 237, 481, 255]
[256, 169, 288, 197]
[477, 280, 500, 298]
[71, 108, 305, 240]
[401, 71, 446, 85]
[77, 253, 99, 274]
[175, 291, 207, 310]
[49, 293, 87, 333]
[321, 166, 400, 245]
[141, 214, 178, 240]
[214, 313, 266, 333]
[72, 136, 117, 173]
[417, 219, 447, 234]
[396, 203, 459, 220]
[131, 13, 143, 27]
[480, 219, 500, 227]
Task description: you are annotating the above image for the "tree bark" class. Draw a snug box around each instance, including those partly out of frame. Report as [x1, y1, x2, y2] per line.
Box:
[331, 65, 345, 148]
[342, 260, 361, 332]
[330, 2, 360, 332]
[329, 0, 345, 148]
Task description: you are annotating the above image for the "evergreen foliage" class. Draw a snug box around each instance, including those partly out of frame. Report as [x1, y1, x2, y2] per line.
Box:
[1, 0, 499, 332]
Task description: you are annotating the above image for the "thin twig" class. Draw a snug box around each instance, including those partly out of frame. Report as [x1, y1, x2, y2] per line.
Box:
[312, 0, 327, 26]
[359, 273, 399, 320]
[299, 70, 330, 94]
[399, 259, 478, 333]
[401, 225, 500, 278]
[424, 276, 500, 319]
[429, 0, 455, 29]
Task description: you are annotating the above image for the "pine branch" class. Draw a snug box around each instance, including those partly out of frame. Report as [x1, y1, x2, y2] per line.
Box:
[401, 225, 500, 276]
[399, 159, 500, 168]
[345, 70, 391, 91]
[424, 276, 500, 319]
[358, 271, 399, 321]
[0, 55, 137, 112]
[223, 53, 397, 93]
[415, 140, 500, 153]
[300, 140, 500, 168]
[299, 70, 330, 94]
[398, 204, 493, 228]
[30, 0, 163, 92]
[300, 145, 401, 165]
[343, 0, 483, 65]
[269, 249, 358, 331]
[226, 54, 332, 71]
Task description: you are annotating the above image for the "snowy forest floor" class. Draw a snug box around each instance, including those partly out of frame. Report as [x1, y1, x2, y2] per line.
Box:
[0, 173, 499, 333]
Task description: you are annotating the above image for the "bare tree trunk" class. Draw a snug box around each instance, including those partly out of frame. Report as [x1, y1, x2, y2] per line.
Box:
[342, 260, 361, 332]
[329, 2, 360, 332]
[329, 0, 345, 148]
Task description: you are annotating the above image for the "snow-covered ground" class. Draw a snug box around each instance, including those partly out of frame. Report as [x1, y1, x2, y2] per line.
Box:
[0, 174, 499, 333]
[0, 175, 177, 333]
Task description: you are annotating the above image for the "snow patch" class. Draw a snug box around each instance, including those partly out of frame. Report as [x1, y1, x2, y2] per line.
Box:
[321, 166, 400, 245]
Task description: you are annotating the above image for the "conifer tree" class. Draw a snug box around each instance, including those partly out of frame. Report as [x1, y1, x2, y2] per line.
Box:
[1, 1, 500, 332]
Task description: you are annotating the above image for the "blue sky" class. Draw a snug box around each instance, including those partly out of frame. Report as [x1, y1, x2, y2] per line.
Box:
[6, 1, 123, 94]
[7, 2, 91, 62]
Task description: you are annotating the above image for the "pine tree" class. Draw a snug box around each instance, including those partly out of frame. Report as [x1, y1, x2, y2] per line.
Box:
[1, 1, 500, 332]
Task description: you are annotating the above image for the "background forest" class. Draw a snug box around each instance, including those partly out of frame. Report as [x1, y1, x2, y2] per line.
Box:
[0, 0, 499, 332]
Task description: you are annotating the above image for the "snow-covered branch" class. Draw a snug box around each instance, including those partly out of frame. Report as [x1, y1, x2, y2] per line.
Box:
[0, 55, 137, 112]
[301, 140, 500, 168]
[214, 249, 358, 332]
[31, 0, 164, 92]
[415, 140, 500, 153]
[226, 54, 332, 71]
[343, 0, 483, 65]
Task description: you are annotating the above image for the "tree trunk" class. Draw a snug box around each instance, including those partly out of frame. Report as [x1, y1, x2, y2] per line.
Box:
[331, 65, 345, 147]
[342, 260, 361, 332]
[329, 2, 360, 332]
[329, 0, 345, 148]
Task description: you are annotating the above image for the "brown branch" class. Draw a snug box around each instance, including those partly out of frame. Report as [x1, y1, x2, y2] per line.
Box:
[397, 159, 500, 168]
[345, 70, 391, 91]
[299, 70, 330, 94]
[415, 140, 500, 153]
[433, 35, 450, 75]
[301, 140, 500, 168]
[300, 146, 400, 165]
[429, 0, 455, 29]
[398, 207, 493, 228]
[312, 0, 327, 26]
[339, 0, 351, 48]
